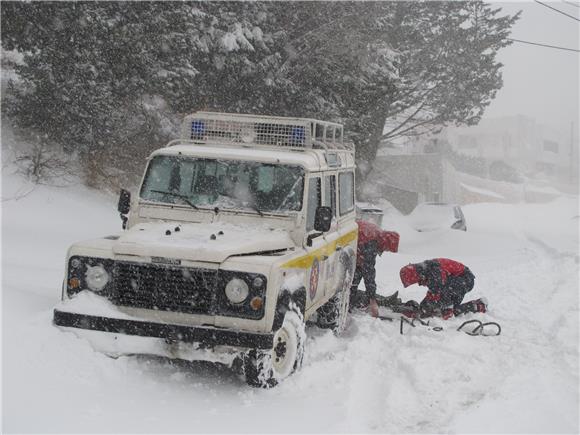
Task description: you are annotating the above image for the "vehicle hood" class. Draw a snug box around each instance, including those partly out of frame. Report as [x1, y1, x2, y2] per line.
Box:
[112, 222, 293, 263]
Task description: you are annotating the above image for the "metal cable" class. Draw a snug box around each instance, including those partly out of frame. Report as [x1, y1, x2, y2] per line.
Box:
[507, 37, 580, 53]
[535, 0, 580, 21]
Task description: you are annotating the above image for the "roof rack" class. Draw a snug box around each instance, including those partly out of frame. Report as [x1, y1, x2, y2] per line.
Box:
[179, 111, 353, 151]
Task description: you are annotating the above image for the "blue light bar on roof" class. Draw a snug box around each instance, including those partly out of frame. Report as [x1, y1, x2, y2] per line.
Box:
[191, 120, 205, 139]
[290, 126, 305, 145]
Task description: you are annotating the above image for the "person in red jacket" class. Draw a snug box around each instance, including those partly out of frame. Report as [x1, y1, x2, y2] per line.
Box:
[350, 220, 400, 317]
[399, 258, 487, 318]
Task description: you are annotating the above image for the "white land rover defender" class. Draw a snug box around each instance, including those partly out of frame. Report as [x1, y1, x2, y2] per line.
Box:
[53, 112, 358, 387]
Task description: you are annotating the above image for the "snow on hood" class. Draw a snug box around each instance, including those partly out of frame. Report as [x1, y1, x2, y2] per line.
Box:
[112, 221, 293, 263]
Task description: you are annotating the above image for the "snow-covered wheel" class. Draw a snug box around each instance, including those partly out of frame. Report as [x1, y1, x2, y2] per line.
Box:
[244, 304, 305, 388]
[316, 250, 354, 335]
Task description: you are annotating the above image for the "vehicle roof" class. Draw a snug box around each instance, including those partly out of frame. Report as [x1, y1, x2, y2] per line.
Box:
[150, 142, 355, 172]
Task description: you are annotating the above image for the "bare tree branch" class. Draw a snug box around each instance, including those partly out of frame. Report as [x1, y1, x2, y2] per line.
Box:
[382, 114, 443, 141]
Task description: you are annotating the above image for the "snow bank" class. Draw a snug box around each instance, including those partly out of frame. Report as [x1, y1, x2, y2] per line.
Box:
[56, 291, 134, 319]
[464, 197, 579, 257]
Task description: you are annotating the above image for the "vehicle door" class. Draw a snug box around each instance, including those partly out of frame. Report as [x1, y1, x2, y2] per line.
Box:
[321, 173, 341, 297]
[335, 169, 357, 290]
[303, 175, 330, 310]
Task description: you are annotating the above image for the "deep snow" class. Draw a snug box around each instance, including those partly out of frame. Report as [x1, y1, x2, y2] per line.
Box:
[2, 159, 579, 433]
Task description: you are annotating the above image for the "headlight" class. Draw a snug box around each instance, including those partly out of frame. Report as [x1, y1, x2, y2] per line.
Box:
[225, 278, 249, 304]
[85, 264, 109, 292]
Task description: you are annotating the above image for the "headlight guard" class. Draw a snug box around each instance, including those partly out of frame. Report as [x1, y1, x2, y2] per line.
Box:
[67, 256, 114, 297]
[216, 270, 267, 320]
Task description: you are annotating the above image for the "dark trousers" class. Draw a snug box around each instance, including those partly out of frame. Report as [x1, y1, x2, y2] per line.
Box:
[420, 270, 475, 311]
[350, 289, 394, 309]
[349, 263, 377, 308]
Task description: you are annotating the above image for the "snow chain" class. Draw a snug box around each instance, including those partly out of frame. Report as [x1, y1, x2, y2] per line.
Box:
[456, 319, 501, 336]
[399, 317, 443, 334]
[399, 317, 501, 336]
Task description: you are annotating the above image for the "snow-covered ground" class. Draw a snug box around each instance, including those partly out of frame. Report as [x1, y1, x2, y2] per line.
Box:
[2, 160, 579, 433]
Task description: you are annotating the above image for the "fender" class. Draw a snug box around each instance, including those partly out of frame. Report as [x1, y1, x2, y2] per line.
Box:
[271, 286, 306, 331]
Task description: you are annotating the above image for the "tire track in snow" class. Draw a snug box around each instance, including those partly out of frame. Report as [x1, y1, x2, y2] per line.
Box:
[520, 234, 579, 385]
[340, 316, 402, 432]
[448, 231, 579, 432]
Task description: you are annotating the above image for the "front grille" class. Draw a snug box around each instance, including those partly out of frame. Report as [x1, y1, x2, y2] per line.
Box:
[111, 261, 217, 315]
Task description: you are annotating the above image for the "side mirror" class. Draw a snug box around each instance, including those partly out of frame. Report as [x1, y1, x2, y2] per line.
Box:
[118, 189, 131, 229]
[118, 189, 131, 215]
[314, 206, 333, 233]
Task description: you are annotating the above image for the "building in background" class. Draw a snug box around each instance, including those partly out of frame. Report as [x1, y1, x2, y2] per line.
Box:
[363, 138, 457, 214]
[440, 115, 579, 187]
[361, 115, 578, 213]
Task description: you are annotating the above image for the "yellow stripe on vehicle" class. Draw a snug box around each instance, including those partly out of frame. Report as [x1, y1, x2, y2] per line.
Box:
[281, 229, 358, 269]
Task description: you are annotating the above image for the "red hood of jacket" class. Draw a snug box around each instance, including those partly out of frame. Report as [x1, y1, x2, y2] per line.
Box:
[356, 220, 399, 265]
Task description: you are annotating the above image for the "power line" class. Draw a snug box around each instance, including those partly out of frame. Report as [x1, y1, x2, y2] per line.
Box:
[507, 37, 580, 52]
[534, 0, 580, 21]
[563, 1, 580, 9]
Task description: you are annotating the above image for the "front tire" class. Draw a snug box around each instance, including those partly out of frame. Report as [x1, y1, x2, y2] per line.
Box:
[244, 304, 305, 388]
[316, 250, 354, 335]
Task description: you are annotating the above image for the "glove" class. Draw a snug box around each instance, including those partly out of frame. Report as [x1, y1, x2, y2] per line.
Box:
[368, 298, 379, 318]
[383, 291, 401, 306]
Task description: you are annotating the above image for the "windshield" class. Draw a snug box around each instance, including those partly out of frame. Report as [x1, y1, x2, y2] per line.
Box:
[140, 156, 304, 214]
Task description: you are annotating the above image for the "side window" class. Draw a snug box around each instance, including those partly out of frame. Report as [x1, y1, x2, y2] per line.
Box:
[324, 175, 336, 217]
[335, 126, 343, 144]
[306, 177, 321, 231]
[326, 126, 335, 143]
[315, 124, 324, 142]
[339, 172, 354, 216]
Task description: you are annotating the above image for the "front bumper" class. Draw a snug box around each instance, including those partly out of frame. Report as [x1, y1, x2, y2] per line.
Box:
[53, 310, 274, 350]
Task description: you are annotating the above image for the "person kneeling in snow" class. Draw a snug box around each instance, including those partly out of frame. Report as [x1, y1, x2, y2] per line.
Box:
[350, 220, 400, 317]
[398, 258, 487, 319]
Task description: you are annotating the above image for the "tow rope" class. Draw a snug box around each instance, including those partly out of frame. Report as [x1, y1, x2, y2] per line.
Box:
[398, 317, 501, 336]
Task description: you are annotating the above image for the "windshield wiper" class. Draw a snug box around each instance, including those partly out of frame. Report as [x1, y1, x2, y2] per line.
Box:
[248, 203, 264, 217]
[150, 190, 199, 210]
